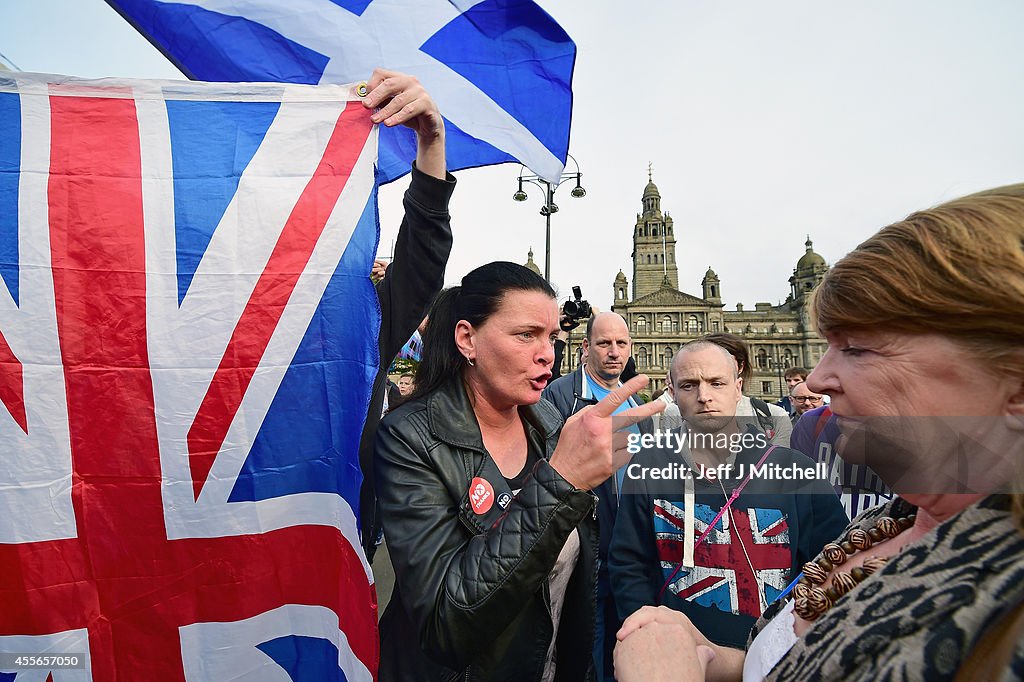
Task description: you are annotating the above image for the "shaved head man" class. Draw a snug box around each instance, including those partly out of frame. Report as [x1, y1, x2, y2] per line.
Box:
[610, 340, 849, 650]
[669, 341, 743, 438]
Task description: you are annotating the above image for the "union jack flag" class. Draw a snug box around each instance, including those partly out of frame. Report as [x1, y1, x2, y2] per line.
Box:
[0, 73, 378, 680]
[654, 500, 792, 617]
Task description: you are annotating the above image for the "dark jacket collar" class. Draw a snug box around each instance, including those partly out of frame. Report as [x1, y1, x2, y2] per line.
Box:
[426, 377, 562, 451]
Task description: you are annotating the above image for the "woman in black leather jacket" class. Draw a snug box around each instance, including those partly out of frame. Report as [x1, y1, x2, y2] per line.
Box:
[375, 262, 662, 681]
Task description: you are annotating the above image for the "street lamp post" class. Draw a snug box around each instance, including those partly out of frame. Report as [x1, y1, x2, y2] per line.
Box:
[768, 354, 791, 401]
[512, 155, 586, 282]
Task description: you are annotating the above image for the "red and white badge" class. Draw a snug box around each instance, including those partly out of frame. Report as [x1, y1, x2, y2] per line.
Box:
[469, 477, 495, 515]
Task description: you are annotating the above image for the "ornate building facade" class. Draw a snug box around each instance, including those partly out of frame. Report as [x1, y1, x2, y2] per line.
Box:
[561, 174, 831, 402]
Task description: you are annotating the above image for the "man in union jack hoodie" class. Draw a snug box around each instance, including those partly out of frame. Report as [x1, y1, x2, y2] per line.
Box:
[609, 341, 847, 648]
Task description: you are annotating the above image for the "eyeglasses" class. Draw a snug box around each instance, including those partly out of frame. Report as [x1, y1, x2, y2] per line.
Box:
[792, 395, 824, 403]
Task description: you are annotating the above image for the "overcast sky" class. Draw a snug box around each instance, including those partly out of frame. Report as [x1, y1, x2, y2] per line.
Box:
[2, 1, 1022, 311]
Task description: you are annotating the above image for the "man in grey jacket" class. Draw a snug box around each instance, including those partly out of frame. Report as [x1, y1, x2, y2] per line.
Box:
[542, 311, 647, 682]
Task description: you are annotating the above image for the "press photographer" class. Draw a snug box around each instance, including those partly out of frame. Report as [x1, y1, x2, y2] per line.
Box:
[552, 285, 592, 380]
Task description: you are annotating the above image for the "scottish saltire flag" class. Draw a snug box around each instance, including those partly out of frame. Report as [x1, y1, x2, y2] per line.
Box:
[0, 72, 379, 680]
[104, 0, 577, 183]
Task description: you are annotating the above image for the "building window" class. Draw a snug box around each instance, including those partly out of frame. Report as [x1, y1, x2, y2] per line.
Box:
[762, 381, 773, 395]
[653, 226, 658, 237]
[637, 346, 649, 368]
[663, 346, 674, 368]
[618, 287, 625, 299]
[636, 316, 647, 333]
[756, 348, 768, 369]
[710, 285, 717, 297]
[711, 320, 720, 332]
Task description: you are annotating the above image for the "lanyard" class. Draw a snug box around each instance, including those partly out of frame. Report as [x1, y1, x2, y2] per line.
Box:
[657, 445, 778, 603]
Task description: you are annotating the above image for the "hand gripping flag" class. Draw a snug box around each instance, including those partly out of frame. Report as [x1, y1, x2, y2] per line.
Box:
[104, 0, 577, 184]
[0, 72, 379, 680]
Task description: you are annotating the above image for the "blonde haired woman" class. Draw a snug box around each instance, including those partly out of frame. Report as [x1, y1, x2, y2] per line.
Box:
[614, 184, 1024, 682]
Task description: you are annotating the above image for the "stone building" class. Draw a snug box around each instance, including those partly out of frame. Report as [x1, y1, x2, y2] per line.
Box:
[562, 174, 830, 402]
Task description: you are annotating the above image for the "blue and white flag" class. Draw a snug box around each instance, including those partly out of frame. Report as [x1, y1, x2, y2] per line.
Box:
[105, 0, 577, 183]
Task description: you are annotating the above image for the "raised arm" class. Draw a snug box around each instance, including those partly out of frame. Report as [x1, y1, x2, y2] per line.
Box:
[360, 69, 455, 366]
[363, 68, 445, 179]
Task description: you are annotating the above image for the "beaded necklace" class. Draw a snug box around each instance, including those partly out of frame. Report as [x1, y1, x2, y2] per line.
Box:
[791, 513, 916, 621]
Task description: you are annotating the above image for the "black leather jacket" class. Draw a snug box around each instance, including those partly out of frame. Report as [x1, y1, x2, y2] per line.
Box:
[358, 165, 455, 558]
[375, 378, 598, 681]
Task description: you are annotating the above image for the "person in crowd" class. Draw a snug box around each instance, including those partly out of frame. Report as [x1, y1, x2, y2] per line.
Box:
[613, 183, 1024, 681]
[653, 371, 684, 432]
[610, 341, 847, 649]
[384, 373, 416, 415]
[397, 373, 415, 397]
[354, 70, 455, 562]
[791, 403, 893, 520]
[702, 333, 793, 447]
[621, 355, 640, 384]
[776, 367, 809, 416]
[382, 377, 399, 415]
[788, 381, 824, 423]
[552, 310, 582, 380]
[375, 262, 663, 681]
[543, 311, 649, 681]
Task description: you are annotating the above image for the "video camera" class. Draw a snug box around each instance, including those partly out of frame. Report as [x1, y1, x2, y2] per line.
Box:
[562, 286, 592, 326]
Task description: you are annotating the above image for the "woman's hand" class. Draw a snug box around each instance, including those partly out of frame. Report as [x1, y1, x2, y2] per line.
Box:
[618, 606, 745, 682]
[614, 619, 715, 682]
[548, 374, 664, 490]
[361, 68, 446, 179]
[618, 605, 711, 646]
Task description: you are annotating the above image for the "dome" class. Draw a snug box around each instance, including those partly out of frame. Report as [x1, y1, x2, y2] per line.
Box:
[614, 269, 628, 283]
[703, 266, 719, 280]
[796, 236, 826, 271]
[642, 163, 660, 199]
[523, 248, 541, 276]
[642, 180, 660, 199]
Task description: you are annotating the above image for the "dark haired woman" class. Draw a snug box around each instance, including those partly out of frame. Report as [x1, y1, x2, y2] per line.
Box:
[375, 261, 662, 681]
